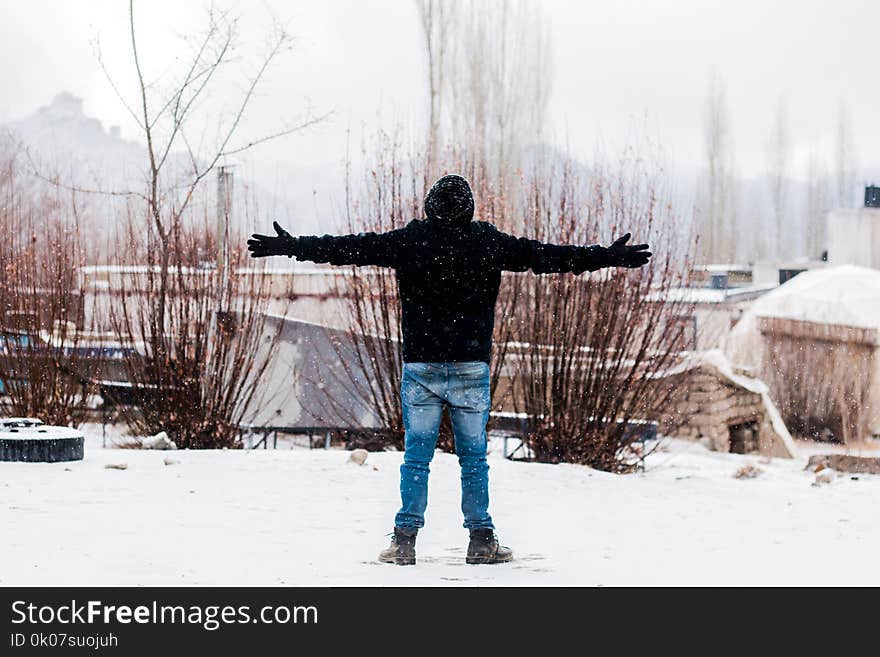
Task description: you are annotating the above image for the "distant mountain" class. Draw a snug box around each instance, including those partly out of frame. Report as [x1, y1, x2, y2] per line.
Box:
[1, 92, 301, 258]
[11, 91, 129, 150]
[4, 92, 146, 192]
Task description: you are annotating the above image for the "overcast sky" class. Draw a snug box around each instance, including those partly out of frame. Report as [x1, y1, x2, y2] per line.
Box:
[1, 0, 878, 188]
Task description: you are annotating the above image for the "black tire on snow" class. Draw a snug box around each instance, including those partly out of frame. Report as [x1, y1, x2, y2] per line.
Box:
[0, 435, 84, 462]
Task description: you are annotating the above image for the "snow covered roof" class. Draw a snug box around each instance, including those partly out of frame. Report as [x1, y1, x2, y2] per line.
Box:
[647, 284, 775, 305]
[699, 264, 751, 273]
[747, 265, 880, 330]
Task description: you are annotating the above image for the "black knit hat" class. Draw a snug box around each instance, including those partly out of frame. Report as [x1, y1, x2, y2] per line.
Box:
[424, 174, 474, 229]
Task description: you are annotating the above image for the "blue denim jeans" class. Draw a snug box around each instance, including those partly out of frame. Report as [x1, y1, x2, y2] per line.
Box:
[394, 361, 494, 530]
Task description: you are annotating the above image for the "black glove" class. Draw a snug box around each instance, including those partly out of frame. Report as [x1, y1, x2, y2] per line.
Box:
[605, 233, 651, 268]
[247, 221, 299, 258]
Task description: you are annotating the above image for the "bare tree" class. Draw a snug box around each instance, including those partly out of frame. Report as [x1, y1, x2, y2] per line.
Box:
[93, 1, 323, 446]
[420, 0, 552, 198]
[766, 100, 790, 259]
[415, 0, 453, 179]
[0, 147, 94, 426]
[805, 148, 829, 259]
[699, 76, 737, 263]
[834, 101, 857, 208]
[100, 2, 324, 328]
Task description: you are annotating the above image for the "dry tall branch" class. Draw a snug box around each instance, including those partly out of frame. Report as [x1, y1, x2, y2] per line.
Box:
[767, 100, 790, 258]
[0, 151, 95, 426]
[107, 213, 280, 448]
[699, 75, 737, 263]
[834, 101, 857, 208]
[508, 156, 696, 472]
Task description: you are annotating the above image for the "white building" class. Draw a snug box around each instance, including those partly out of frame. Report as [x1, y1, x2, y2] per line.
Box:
[826, 186, 880, 269]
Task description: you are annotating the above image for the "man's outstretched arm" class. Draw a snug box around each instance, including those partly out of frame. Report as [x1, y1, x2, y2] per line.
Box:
[247, 221, 403, 268]
[494, 228, 652, 274]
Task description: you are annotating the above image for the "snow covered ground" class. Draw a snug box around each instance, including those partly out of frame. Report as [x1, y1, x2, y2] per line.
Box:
[2, 426, 879, 586]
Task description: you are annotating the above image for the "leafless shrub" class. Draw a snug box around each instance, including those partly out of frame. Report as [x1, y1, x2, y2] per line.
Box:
[507, 154, 696, 472]
[0, 150, 94, 426]
[330, 134, 410, 449]
[108, 212, 278, 448]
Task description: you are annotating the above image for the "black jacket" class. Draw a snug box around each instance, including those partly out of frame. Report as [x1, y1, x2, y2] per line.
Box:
[287, 219, 609, 363]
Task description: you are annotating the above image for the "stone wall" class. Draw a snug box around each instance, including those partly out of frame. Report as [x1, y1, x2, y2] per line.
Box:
[491, 349, 796, 458]
[654, 353, 795, 458]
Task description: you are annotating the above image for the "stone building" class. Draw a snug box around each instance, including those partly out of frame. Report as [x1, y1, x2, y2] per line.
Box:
[653, 350, 796, 458]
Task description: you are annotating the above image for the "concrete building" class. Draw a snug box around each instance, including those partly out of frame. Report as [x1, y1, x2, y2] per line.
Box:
[646, 265, 775, 351]
[76, 263, 383, 436]
[826, 186, 880, 269]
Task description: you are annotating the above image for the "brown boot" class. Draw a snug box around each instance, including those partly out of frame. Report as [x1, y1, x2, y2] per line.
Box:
[378, 527, 418, 566]
[466, 528, 513, 564]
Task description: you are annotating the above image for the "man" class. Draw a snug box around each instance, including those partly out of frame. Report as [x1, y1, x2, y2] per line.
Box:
[248, 174, 651, 566]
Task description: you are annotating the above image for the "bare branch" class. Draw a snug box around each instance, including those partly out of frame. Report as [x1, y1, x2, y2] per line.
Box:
[220, 111, 332, 157]
[196, 21, 293, 177]
[25, 147, 146, 201]
[129, 0, 157, 180]
[92, 34, 144, 130]
[154, 13, 235, 172]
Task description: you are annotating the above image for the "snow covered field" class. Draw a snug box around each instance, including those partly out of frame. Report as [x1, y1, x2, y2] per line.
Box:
[2, 427, 879, 586]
